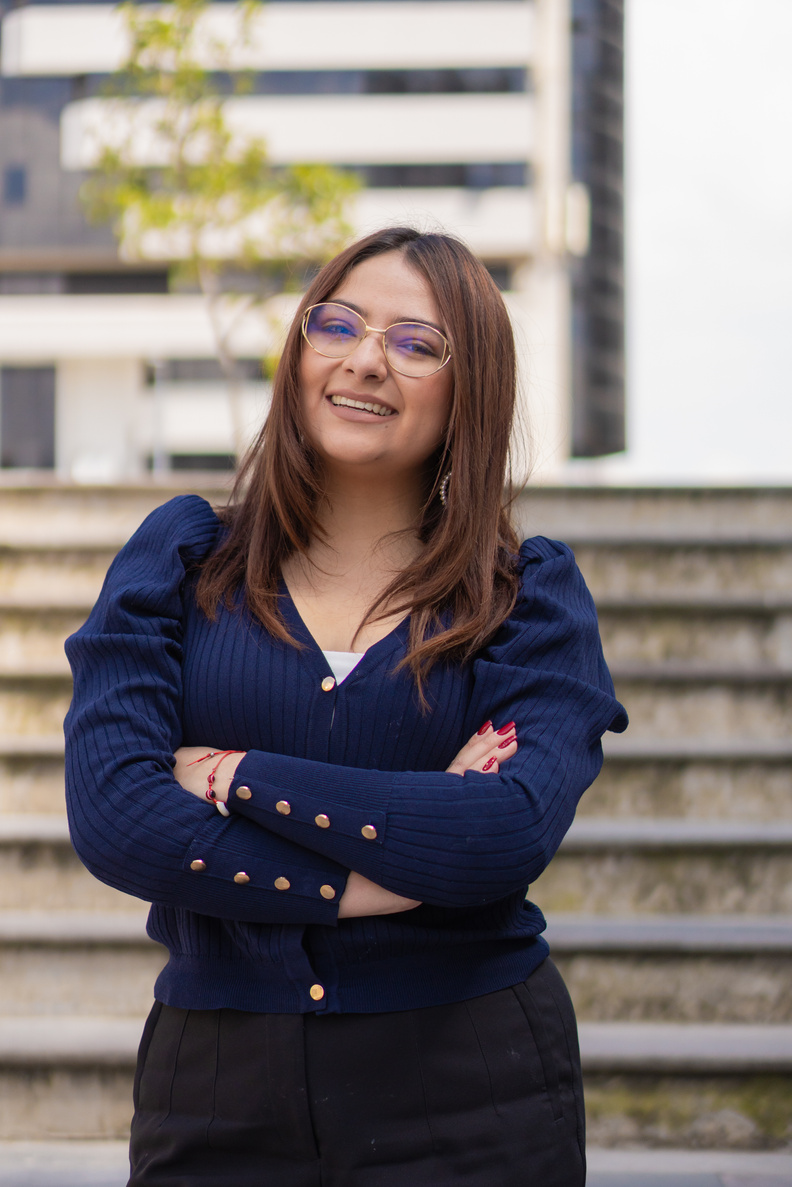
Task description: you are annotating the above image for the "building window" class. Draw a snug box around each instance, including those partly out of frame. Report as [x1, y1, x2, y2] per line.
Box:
[3, 166, 27, 206]
[349, 162, 531, 189]
[144, 358, 264, 384]
[0, 367, 56, 469]
[66, 271, 170, 294]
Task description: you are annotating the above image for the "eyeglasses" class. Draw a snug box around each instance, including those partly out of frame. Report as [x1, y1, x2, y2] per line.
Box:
[301, 302, 452, 378]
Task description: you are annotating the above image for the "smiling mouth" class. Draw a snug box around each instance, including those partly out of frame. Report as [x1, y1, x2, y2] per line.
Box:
[329, 395, 396, 417]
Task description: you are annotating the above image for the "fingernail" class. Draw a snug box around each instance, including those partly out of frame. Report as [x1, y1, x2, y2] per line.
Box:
[496, 722, 515, 735]
[498, 735, 517, 749]
[483, 757, 496, 772]
[477, 720, 492, 735]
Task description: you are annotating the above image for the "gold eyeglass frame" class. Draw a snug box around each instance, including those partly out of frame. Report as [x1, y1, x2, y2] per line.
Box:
[301, 302, 452, 378]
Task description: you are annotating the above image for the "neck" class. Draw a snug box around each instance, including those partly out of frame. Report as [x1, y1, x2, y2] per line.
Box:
[309, 468, 425, 573]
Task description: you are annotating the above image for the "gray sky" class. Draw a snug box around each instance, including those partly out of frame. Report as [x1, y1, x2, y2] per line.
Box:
[607, 0, 792, 481]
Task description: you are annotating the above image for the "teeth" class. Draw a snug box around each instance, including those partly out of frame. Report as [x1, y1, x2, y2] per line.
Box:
[330, 395, 394, 416]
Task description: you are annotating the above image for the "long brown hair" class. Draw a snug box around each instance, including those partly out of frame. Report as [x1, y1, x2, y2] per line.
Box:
[196, 227, 522, 696]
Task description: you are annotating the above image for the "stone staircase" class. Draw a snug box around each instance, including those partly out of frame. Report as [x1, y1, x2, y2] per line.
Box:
[0, 482, 790, 1150]
[519, 487, 792, 1151]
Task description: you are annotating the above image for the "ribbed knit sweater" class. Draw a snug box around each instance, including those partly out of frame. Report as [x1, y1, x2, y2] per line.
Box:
[64, 495, 627, 1015]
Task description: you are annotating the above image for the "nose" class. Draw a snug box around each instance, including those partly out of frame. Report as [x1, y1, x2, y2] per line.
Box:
[344, 329, 388, 378]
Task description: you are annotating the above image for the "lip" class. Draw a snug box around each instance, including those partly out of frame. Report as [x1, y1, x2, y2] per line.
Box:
[325, 390, 398, 418]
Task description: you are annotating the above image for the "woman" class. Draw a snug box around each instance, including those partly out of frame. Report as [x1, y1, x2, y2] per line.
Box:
[65, 226, 627, 1186]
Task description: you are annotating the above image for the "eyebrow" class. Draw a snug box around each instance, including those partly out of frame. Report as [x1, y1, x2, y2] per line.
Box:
[329, 298, 446, 336]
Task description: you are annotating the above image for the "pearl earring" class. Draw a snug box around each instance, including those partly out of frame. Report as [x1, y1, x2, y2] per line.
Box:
[439, 470, 452, 508]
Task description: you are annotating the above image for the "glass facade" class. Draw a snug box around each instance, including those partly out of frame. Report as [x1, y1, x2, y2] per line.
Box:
[0, 366, 56, 468]
[570, 0, 625, 457]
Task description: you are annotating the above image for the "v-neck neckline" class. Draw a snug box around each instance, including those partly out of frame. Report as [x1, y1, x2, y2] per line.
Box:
[277, 577, 410, 685]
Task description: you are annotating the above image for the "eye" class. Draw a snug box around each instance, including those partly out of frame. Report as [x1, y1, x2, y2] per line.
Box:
[324, 320, 357, 338]
[387, 325, 444, 358]
[308, 305, 362, 340]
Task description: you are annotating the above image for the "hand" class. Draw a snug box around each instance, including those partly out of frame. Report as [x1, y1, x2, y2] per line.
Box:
[338, 870, 421, 918]
[446, 721, 518, 776]
[172, 746, 246, 802]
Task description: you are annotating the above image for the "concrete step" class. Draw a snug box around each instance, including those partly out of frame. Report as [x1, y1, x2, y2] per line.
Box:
[609, 670, 792, 742]
[1, 1015, 790, 1145]
[563, 818, 792, 850]
[2, 482, 790, 544]
[0, 736, 63, 759]
[5, 601, 792, 676]
[5, 666, 791, 741]
[599, 605, 792, 670]
[572, 541, 792, 602]
[2, 738, 791, 820]
[0, 678, 73, 738]
[4, 540, 792, 615]
[588, 740, 792, 822]
[2, 739, 791, 821]
[0, 755, 65, 815]
[516, 486, 792, 540]
[581, 1023, 792, 1152]
[547, 914, 792, 1024]
[0, 548, 114, 607]
[534, 819, 792, 915]
[4, 811, 792, 914]
[9, 905, 789, 1025]
[587, 1147, 792, 1185]
[0, 1016, 139, 1140]
[0, 610, 84, 672]
[1, 1144, 791, 1187]
[0, 1141, 129, 1187]
[0, 481, 227, 549]
[0, 911, 164, 1017]
[0, 817, 142, 912]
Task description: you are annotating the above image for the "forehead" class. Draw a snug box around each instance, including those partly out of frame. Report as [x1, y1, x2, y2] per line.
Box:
[330, 251, 441, 326]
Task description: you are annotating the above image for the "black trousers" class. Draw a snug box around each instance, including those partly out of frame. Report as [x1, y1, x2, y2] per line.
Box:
[128, 958, 586, 1186]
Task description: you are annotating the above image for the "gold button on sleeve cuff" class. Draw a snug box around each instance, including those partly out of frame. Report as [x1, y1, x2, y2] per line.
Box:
[189, 859, 206, 872]
[309, 984, 325, 1001]
[315, 814, 330, 829]
[233, 871, 250, 885]
[319, 884, 336, 900]
[236, 785, 252, 800]
[361, 825, 377, 840]
[274, 876, 291, 891]
[276, 800, 291, 815]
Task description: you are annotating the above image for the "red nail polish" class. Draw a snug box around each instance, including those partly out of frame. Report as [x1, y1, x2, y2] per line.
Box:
[498, 735, 517, 749]
[496, 722, 515, 735]
[483, 757, 496, 772]
[477, 720, 492, 735]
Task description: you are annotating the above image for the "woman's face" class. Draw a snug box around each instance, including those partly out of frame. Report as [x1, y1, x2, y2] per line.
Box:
[297, 251, 453, 485]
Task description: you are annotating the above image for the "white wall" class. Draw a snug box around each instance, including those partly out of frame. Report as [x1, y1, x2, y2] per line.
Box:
[61, 93, 535, 169]
[1, 2, 534, 75]
[57, 358, 143, 481]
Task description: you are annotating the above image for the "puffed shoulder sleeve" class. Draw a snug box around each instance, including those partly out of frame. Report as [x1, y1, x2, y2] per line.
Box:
[467, 535, 628, 741]
[225, 537, 627, 907]
[64, 495, 346, 926]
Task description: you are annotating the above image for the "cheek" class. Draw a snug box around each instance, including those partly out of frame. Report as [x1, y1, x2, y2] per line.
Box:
[298, 347, 320, 393]
[423, 375, 453, 442]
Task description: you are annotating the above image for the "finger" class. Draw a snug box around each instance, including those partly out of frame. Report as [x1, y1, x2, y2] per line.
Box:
[471, 735, 519, 774]
[452, 727, 497, 766]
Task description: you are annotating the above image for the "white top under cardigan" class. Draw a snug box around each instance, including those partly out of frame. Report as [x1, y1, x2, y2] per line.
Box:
[322, 650, 365, 684]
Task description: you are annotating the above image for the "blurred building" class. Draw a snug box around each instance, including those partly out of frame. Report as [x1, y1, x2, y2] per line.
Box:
[0, 0, 623, 481]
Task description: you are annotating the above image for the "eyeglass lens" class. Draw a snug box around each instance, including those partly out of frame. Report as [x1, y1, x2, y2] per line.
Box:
[304, 303, 448, 376]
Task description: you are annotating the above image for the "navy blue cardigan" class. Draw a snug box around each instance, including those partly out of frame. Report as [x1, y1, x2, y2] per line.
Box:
[64, 495, 627, 1014]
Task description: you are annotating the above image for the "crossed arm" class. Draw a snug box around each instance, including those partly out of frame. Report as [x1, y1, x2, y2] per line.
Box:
[173, 723, 519, 918]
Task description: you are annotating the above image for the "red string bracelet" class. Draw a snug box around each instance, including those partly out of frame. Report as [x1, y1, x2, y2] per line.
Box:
[185, 749, 243, 815]
[186, 750, 219, 767]
[205, 751, 243, 804]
